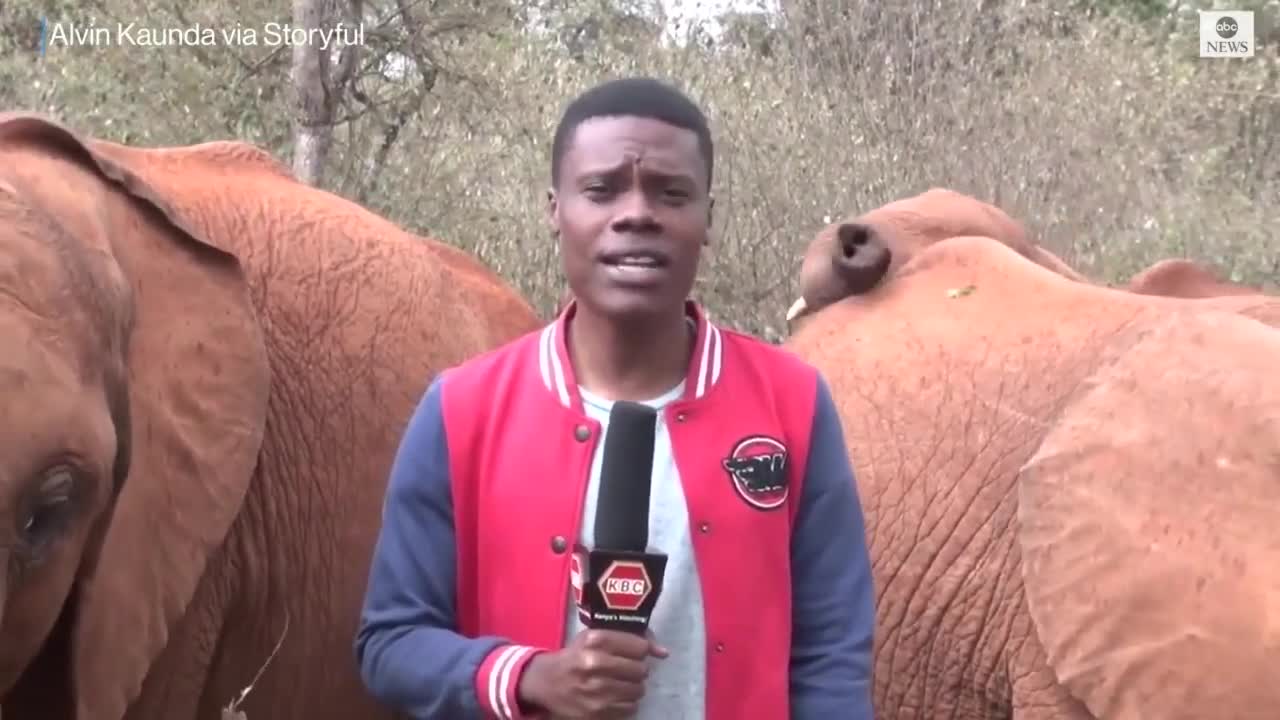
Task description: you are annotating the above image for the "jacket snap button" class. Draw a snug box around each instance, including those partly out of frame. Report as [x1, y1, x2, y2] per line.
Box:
[715, 642, 725, 652]
[675, 412, 687, 422]
[550, 535, 568, 553]
[573, 425, 590, 441]
[699, 522, 711, 533]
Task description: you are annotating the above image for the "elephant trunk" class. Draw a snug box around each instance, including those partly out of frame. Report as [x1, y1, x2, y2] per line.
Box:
[0, 549, 7, 625]
[830, 222, 893, 295]
[0, 552, 10, 694]
[789, 222, 894, 324]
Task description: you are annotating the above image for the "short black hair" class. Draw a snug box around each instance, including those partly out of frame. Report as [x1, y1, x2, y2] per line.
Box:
[550, 76, 714, 189]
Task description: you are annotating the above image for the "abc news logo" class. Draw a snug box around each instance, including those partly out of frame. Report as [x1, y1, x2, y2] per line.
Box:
[1199, 11, 1254, 58]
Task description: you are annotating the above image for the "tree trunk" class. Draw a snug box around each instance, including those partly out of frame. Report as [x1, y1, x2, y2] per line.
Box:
[289, 0, 360, 186]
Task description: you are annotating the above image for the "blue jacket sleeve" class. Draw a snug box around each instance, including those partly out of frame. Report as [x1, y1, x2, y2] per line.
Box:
[789, 373, 876, 719]
[354, 374, 514, 719]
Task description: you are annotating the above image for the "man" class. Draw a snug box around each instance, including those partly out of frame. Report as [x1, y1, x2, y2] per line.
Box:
[354, 76, 876, 720]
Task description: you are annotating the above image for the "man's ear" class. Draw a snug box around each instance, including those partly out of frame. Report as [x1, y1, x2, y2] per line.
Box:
[546, 187, 559, 236]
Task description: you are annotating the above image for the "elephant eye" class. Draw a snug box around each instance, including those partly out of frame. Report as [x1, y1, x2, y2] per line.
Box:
[20, 467, 77, 551]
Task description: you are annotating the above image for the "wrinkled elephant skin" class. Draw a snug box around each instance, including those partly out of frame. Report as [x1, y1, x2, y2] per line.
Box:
[783, 235, 1280, 720]
[788, 188, 1084, 325]
[0, 112, 540, 720]
[1125, 257, 1267, 298]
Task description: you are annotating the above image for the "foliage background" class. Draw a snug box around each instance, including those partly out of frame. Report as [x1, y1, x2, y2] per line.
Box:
[2, 0, 1276, 342]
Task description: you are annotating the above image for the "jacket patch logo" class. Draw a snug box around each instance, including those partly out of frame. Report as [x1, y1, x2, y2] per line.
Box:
[722, 435, 789, 510]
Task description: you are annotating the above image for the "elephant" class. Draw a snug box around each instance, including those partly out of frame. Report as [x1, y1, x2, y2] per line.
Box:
[785, 187, 1085, 325]
[1124, 258, 1266, 298]
[781, 233, 1280, 719]
[0, 112, 541, 720]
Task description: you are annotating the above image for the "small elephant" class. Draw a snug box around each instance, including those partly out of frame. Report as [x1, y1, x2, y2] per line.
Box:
[782, 234, 1280, 719]
[786, 188, 1085, 325]
[0, 112, 540, 720]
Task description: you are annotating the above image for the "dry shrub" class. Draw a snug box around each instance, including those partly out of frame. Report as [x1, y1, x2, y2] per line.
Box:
[8, 1, 1269, 340]
[368, 1, 1276, 341]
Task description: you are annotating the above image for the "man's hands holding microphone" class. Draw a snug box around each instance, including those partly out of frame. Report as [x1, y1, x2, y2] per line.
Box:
[517, 628, 668, 719]
[526, 401, 670, 718]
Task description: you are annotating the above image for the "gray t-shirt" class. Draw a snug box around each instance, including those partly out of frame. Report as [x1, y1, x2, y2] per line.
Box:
[562, 380, 707, 719]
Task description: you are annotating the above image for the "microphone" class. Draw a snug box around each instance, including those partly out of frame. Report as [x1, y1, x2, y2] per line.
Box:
[570, 401, 668, 636]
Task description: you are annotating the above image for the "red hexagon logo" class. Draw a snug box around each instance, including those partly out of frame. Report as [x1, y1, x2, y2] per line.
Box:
[597, 560, 652, 612]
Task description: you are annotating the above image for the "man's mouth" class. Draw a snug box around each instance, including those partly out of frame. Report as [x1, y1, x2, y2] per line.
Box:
[599, 250, 670, 270]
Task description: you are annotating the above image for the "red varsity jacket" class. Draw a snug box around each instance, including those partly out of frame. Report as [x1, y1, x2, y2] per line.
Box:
[355, 300, 876, 720]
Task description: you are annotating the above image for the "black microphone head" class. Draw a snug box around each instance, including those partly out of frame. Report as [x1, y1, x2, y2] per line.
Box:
[593, 401, 658, 552]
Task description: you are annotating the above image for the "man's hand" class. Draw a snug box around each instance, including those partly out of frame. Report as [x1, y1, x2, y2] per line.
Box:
[517, 629, 668, 719]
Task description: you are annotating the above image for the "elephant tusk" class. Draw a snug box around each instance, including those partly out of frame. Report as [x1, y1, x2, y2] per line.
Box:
[785, 296, 808, 323]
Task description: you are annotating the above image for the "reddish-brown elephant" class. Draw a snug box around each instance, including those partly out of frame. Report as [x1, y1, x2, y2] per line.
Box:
[1125, 257, 1267, 298]
[782, 234, 1280, 720]
[0, 112, 540, 720]
[785, 187, 1085, 324]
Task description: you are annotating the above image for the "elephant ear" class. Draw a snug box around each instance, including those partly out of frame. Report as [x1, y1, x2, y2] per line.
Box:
[0, 114, 271, 719]
[1016, 309, 1280, 720]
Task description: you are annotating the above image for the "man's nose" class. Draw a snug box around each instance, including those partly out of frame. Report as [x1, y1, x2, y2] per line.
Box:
[610, 187, 660, 233]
